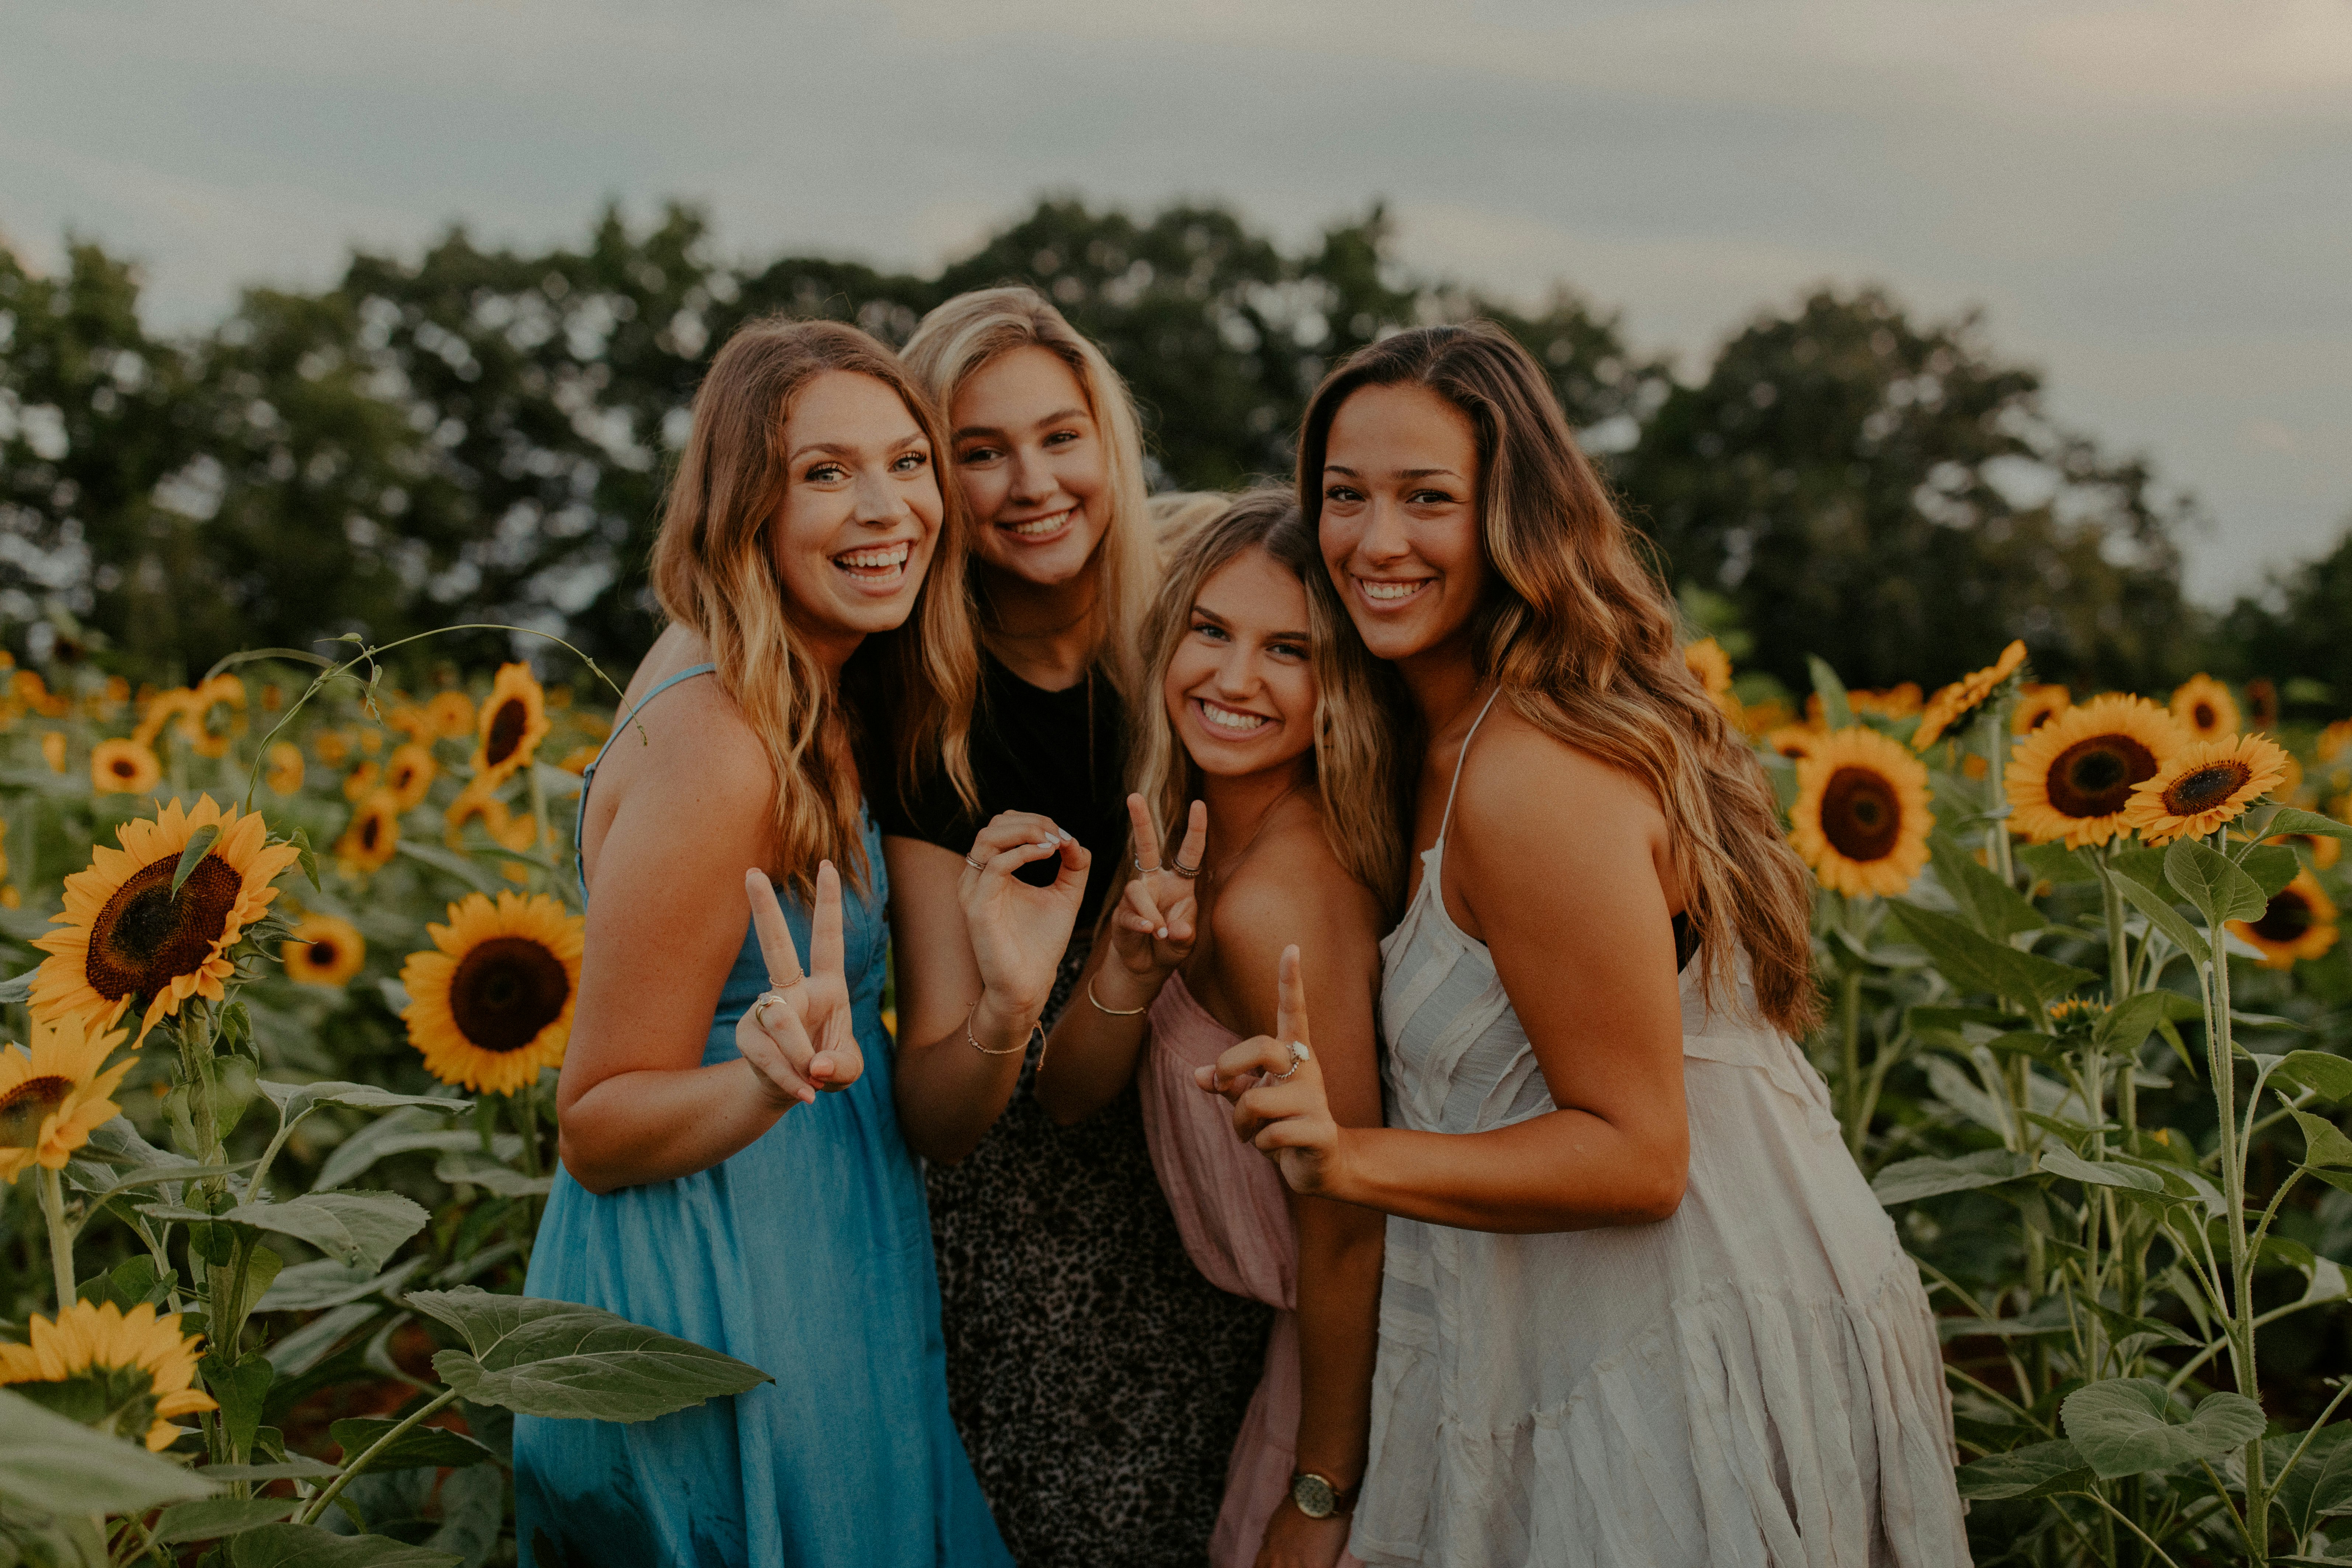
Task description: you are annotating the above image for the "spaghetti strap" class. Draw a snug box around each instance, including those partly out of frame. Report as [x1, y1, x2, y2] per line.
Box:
[1434, 688, 1503, 846]
[574, 662, 716, 898]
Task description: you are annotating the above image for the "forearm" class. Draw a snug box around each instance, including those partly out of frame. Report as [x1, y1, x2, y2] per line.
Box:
[892, 993, 1039, 1164]
[558, 1058, 789, 1193]
[1035, 964, 1160, 1126]
[1291, 1196, 1383, 1487]
[1323, 1112, 1687, 1234]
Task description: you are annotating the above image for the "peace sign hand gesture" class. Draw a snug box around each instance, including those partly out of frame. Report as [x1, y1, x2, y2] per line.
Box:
[1195, 945, 1343, 1196]
[735, 864, 864, 1110]
[1109, 795, 1206, 985]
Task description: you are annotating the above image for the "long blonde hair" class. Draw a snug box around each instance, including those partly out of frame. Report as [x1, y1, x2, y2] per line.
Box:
[1297, 324, 1820, 1036]
[1127, 489, 1412, 914]
[900, 286, 1157, 710]
[650, 317, 977, 896]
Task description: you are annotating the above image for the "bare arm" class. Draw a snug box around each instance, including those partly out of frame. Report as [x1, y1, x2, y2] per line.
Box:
[889, 815, 1091, 1164]
[1207, 722, 1691, 1234]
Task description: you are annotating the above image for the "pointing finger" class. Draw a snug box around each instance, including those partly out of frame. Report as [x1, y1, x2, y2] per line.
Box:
[745, 869, 805, 991]
[1275, 944, 1311, 1053]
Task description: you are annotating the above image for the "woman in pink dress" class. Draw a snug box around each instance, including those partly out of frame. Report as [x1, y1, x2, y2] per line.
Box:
[1035, 490, 1403, 1568]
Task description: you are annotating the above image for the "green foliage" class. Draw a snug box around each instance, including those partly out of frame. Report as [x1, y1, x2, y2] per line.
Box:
[406, 1287, 773, 1421]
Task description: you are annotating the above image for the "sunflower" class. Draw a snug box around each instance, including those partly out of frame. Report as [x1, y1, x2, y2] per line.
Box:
[555, 744, 600, 776]
[1852, 683, 1925, 721]
[400, 891, 584, 1094]
[0, 1300, 216, 1451]
[1737, 698, 1793, 738]
[315, 729, 352, 768]
[2012, 683, 2070, 735]
[386, 702, 434, 743]
[383, 743, 438, 811]
[336, 791, 402, 874]
[2123, 732, 2291, 845]
[90, 739, 161, 796]
[1684, 638, 1736, 716]
[31, 797, 300, 1044]
[180, 674, 245, 758]
[342, 759, 382, 802]
[1763, 725, 1822, 763]
[2245, 677, 2279, 731]
[1912, 640, 2027, 750]
[2005, 694, 2184, 848]
[130, 690, 188, 750]
[265, 741, 305, 797]
[2170, 674, 2240, 741]
[445, 779, 539, 852]
[40, 731, 66, 773]
[2319, 719, 2352, 765]
[2270, 831, 2344, 872]
[0, 1016, 134, 1182]
[358, 727, 383, 757]
[2228, 869, 2339, 971]
[281, 912, 366, 987]
[1788, 726, 1935, 897]
[425, 689, 476, 741]
[473, 664, 551, 786]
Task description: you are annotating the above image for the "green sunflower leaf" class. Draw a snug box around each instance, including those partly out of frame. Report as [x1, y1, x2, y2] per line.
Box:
[2294, 1110, 2352, 1170]
[405, 1287, 771, 1423]
[152, 1496, 303, 1545]
[434, 1151, 553, 1198]
[1883, 901, 2095, 1008]
[2265, 807, 2352, 842]
[221, 1191, 430, 1272]
[0, 968, 32, 1006]
[2165, 838, 2268, 927]
[201, 1349, 277, 1458]
[2106, 868, 2211, 968]
[2276, 1423, 2352, 1541]
[2060, 1377, 2266, 1478]
[229, 1523, 461, 1567]
[1808, 656, 1854, 731]
[1871, 1148, 2036, 1205]
[2244, 843, 2303, 899]
[1928, 834, 2046, 939]
[260, 1081, 472, 1128]
[2279, 1051, 2352, 1104]
[171, 823, 222, 898]
[1954, 1438, 2094, 1499]
[257, 1256, 427, 1314]
[197, 1456, 343, 1482]
[2040, 1147, 2167, 1193]
[0, 1387, 219, 1515]
[328, 1415, 500, 1472]
[2092, 990, 2185, 1055]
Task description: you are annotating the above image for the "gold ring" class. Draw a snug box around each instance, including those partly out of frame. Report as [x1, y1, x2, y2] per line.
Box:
[1270, 1040, 1310, 1081]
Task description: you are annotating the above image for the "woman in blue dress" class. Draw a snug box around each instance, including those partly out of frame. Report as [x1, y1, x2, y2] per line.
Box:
[515, 317, 1090, 1567]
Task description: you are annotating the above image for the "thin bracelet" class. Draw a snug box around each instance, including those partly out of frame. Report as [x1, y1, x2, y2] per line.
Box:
[965, 999, 1045, 1058]
[1086, 977, 1149, 1018]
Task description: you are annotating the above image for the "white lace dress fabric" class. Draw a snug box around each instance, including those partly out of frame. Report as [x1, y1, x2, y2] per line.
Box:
[1352, 827, 1970, 1565]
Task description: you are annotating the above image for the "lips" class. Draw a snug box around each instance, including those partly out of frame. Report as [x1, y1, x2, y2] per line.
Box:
[833, 541, 911, 580]
[1355, 576, 1433, 606]
[998, 506, 1075, 540]
[1195, 698, 1271, 735]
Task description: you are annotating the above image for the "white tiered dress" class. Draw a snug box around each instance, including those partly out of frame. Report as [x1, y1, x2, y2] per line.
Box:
[1351, 697, 1970, 1568]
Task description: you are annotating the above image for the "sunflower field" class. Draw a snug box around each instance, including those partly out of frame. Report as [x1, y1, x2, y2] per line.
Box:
[0, 647, 774, 1568]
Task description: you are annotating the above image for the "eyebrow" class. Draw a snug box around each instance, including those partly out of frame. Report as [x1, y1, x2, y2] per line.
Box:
[1191, 604, 1312, 642]
[1321, 463, 1464, 482]
[952, 407, 1091, 442]
[786, 433, 927, 465]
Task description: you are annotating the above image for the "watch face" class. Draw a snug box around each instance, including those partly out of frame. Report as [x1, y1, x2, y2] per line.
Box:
[1292, 1473, 1338, 1519]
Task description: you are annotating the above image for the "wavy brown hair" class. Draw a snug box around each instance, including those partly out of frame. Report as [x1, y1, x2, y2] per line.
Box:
[1125, 489, 1413, 915]
[651, 317, 977, 897]
[1297, 323, 1819, 1035]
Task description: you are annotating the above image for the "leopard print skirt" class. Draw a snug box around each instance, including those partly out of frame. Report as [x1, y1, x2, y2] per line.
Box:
[928, 941, 1272, 1567]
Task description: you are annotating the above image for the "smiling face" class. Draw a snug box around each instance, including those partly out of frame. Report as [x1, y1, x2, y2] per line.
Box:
[770, 369, 944, 663]
[948, 344, 1112, 587]
[1164, 546, 1319, 782]
[1318, 381, 1489, 666]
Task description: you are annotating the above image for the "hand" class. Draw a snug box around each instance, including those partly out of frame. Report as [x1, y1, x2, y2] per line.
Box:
[1108, 795, 1205, 985]
[960, 811, 1092, 1026]
[734, 864, 864, 1109]
[1254, 1498, 1355, 1568]
[1196, 945, 1344, 1196]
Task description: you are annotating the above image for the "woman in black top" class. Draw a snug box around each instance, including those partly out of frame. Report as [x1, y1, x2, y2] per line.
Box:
[881, 287, 1269, 1568]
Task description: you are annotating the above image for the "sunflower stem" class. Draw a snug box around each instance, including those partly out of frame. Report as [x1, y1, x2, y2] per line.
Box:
[296, 1386, 461, 1529]
[37, 1164, 74, 1308]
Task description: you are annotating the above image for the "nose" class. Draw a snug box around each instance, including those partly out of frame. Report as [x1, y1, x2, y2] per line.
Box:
[1357, 497, 1413, 564]
[852, 465, 907, 528]
[1005, 444, 1053, 507]
[1213, 643, 1258, 699]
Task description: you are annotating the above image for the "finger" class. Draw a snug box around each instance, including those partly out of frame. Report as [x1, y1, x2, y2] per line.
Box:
[744, 869, 806, 989]
[808, 861, 845, 980]
[1174, 799, 1208, 875]
[1274, 943, 1311, 1051]
[1053, 834, 1092, 890]
[978, 838, 1066, 879]
[808, 1035, 865, 1091]
[739, 1004, 816, 1106]
[969, 813, 1070, 860]
[1210, 1033, 1294, 1089]
[1126, 793, 1161, 872]
[1166, 895, 1196, 943]
[1124, 879, 1167, 936]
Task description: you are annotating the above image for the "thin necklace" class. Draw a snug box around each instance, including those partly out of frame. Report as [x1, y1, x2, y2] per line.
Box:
[1203, 780, 1303, 889]
[983, 588, 1099, 643]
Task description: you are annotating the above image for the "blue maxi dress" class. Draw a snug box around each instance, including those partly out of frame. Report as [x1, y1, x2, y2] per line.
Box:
[515, 665, 1011, 1568]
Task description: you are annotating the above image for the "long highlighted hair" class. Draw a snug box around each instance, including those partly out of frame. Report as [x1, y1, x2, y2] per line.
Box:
[1297, 323, 1819, 1035]
[901, 286, 1157, 712]
[651, 317, 977, 896]
[1126, 489, 1412, 915]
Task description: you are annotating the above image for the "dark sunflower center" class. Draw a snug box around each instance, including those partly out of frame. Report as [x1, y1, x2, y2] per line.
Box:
[359, 815, 383, 852]
[1820, 767, 1903, 862]
[110, 757, 136, 778]
[301, 939, 341, 970]
[2046, 735, 2158, 818]
[2252, 890, 2315, 944]
[2162, 761, 2251, 817]
[2193, 702, 2216, 729]
[0, 1076, 74, 1146]
[448, 936, 569, 1052]
[485, 700, 528, 768]
[86, 855, 243, 1002]
[392, 762, 417, 790]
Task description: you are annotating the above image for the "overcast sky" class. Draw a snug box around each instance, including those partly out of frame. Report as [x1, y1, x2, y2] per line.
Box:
[6, 0, 2348, 602]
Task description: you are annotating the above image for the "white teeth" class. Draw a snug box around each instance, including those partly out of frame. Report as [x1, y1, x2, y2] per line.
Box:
[1361, 579, 1426, 602]
[1200, 702, 1268, 733]
[1004, 508, 1072, 538]
[835, 543, 909, 570]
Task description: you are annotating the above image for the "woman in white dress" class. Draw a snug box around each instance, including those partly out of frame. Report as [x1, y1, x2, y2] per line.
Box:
[1200, 323, 1970, 1568]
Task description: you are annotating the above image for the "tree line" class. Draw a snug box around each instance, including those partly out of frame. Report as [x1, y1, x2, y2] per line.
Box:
[1, 196, 2341, 706]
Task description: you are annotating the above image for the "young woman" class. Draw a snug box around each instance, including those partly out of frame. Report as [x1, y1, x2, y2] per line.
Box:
[1205, 324, 1970, 1567]
[1035, 492, 1398, 1568]
[880, 287, 1272, 1566]
[517, 319, 1087, 1568]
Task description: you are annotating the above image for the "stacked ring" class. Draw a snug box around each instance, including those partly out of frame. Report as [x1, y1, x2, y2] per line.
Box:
[1270, 1040, 1311, 1081]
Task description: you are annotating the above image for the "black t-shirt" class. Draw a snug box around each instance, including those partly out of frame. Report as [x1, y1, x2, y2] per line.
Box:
[871, 650, 1129, 931]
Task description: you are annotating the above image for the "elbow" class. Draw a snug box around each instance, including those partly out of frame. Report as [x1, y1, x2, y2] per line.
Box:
[556, 1133, 618, 1197]
[1624, 1155, 1689, 1226]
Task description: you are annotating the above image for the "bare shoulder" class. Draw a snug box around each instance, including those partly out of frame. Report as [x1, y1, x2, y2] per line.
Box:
[1451, 702, 1664, 850]
[1209, 807, 1383, 968]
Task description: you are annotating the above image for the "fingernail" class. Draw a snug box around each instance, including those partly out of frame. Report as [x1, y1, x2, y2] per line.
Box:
[1157, 928, 1169, 939]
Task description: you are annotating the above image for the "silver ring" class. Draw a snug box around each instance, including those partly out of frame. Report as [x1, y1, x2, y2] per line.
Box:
[1269, 1040, 1310, 1081]
[965, 854, 987, 870]
[1132, 855, 1156, 875]
[754, 984, 800, 1026]
[1169, 859, 1202, 880]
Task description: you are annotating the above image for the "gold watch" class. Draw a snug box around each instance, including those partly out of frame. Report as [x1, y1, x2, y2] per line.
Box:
[1289, 1470, 1358, 1520]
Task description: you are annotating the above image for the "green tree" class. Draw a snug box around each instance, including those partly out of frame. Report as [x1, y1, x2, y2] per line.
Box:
[2211, 515, 2352, 714]
[1615, 287, 2199, 694]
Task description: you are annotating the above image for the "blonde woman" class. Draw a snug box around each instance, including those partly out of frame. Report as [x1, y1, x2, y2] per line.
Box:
[520, 319, 1084, 1568]
[1036, 491, 1401, 1568]
[1206, 324, 1969, 1567]
[881, 288, 1272, 1565]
